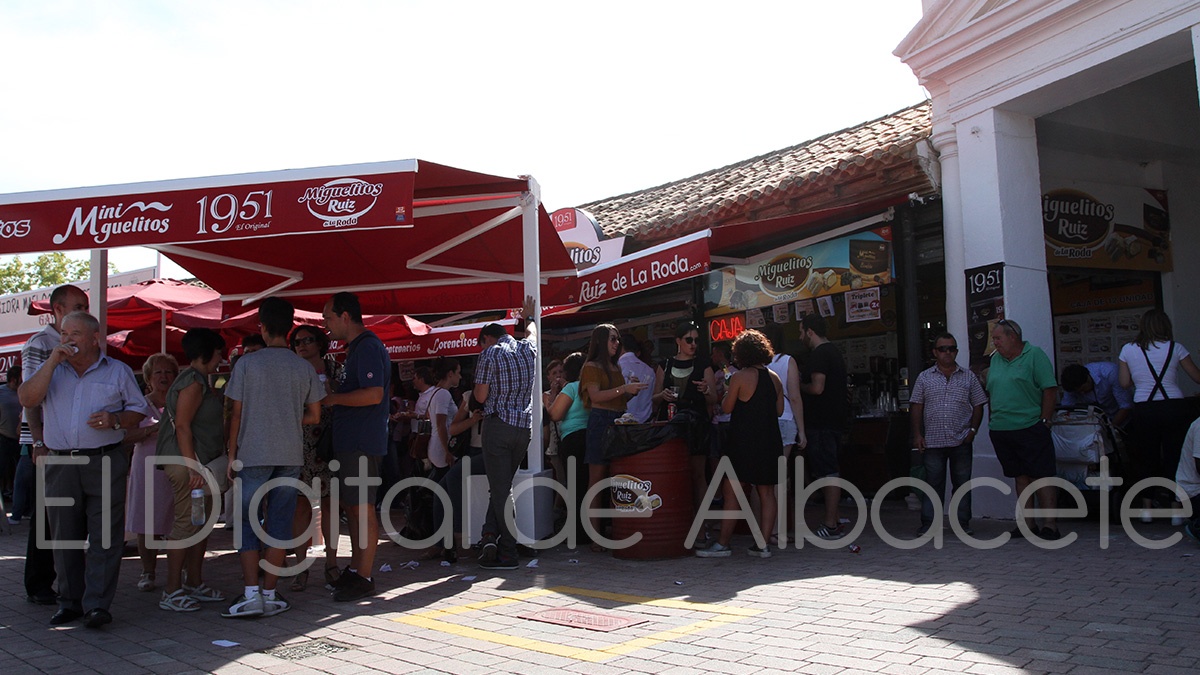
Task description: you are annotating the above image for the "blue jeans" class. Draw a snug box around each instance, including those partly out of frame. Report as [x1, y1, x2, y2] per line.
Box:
[920, 443, 973, 528]
[11, 452, 34, 520]
[236, 465, 302, 553]
[481, 417, 530, 559]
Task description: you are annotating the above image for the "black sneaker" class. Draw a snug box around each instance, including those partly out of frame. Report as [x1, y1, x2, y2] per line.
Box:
[332, 572, 376, 602]
[329, 566, 354, 592]
[479, 534, 499, 564]
[479, 556, 518, 570]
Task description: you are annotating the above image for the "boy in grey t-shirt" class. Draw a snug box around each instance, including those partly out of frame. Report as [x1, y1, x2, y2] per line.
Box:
[223, 297, 323, 619]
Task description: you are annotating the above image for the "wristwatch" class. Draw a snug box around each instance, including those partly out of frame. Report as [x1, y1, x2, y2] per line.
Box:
[112, 414, 122, 431]
[32, 441, 45, 449]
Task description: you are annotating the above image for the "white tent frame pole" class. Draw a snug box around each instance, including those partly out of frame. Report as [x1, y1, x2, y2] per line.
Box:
[90, 250, 108, 354]
[407, 204, 523, 270]
[523, 178, 543, 474]
[412, 194, 523, 217]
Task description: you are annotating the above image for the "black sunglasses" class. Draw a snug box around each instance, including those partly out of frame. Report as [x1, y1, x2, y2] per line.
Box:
[293, 336, 318, 346]
[935, 345, 958, 353]
[681, 336, 696, 344]
[996, 318, 1021, 337]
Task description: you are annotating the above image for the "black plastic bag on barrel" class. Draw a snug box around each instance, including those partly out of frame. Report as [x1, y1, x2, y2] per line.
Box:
[601, 414, 691, 461]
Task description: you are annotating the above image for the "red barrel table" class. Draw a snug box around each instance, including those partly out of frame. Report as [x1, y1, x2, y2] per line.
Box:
[608, 437, 695, 559]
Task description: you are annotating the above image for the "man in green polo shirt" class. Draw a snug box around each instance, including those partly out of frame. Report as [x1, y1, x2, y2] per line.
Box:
[985, 318, 1060, 540]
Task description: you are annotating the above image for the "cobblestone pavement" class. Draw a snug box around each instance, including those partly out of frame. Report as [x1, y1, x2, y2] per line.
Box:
[3, 500, 1199, 674]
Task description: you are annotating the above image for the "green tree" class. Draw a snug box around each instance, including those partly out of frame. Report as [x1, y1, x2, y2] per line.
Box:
[0, 253, 118, 294]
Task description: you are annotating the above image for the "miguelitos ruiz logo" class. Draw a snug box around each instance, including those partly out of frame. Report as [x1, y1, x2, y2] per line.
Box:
[754, 253, 812, 297]
[297, 178, 384, 229]
[1043, 190, 1114, 248]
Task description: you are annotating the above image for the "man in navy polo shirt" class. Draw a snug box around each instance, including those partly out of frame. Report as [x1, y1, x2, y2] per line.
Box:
[324, 291, 390, 602]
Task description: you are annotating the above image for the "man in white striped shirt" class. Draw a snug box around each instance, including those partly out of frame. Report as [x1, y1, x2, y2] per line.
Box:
[910, 333, 986, 536]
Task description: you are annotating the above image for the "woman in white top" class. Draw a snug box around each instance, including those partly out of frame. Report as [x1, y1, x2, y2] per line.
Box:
[1118, 309, 1200, 516]
[413, 360, 461, 478]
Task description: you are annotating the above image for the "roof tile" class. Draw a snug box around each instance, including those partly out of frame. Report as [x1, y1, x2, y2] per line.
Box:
[580, 101, 933, 242]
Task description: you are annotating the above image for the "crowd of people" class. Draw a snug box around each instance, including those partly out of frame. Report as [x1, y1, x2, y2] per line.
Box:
[7, 280, 1200, 629]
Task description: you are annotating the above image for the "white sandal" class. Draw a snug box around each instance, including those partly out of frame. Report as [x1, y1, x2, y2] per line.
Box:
[159, 589, 200, 612]
[183, 582, 225, 602]
[137, 572, 156, 592]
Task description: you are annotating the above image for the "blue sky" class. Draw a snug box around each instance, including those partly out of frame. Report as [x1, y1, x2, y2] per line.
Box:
[0, 1, 926, 276]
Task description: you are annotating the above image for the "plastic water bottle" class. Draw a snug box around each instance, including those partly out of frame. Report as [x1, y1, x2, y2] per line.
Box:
[190, 489, 205, 526]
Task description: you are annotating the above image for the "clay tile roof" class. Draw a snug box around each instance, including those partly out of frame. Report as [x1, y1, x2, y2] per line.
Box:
[581, 101, 933, 243]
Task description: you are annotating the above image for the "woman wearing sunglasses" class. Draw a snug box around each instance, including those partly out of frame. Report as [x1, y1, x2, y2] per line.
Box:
[288, 324, 342, 591]
[654, 322, 719, 521]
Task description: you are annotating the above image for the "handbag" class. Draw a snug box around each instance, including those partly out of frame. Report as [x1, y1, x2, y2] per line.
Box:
[409, 387, 440, 460]
[409, 424, 432, 460]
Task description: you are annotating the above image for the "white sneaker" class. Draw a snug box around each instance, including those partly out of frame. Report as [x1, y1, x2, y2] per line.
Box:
[137, 572, 156, 592]
[695, 542, 732, 558]
[221, 592, 264, 618]
[262, 592, 291, 617]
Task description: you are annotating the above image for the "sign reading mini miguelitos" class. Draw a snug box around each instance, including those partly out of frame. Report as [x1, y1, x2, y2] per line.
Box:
[0, 166, 417, 253]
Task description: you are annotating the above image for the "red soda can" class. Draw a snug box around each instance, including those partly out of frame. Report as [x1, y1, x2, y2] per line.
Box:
[667, 403, 676, 420]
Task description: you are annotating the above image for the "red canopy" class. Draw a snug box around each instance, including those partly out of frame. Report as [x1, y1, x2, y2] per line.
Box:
[0, 160, 578, 316]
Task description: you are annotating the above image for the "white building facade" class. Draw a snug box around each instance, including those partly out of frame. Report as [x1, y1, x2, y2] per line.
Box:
[898, 0, 1200, 517]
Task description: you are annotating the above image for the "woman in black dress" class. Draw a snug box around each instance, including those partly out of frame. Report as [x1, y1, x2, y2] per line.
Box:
[696, 329, 783, 559]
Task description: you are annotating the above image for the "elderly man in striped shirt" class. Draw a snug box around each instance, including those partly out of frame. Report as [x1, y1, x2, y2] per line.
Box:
[910, 332, 987, 536]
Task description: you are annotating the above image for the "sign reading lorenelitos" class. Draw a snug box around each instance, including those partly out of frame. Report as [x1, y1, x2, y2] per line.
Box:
[0, 164, 417, 252]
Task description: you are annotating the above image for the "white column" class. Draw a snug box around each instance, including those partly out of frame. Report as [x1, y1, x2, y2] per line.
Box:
[931, 122, 968, 365]
[956, 107, 1053, 354]
[954, 106, 1052, 521]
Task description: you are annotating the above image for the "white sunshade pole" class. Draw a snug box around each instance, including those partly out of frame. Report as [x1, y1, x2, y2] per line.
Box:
[90, 250, 108, 354]
[522, 177, 543, 474]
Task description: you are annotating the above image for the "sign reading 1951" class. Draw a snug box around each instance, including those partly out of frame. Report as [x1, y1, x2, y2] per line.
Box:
[195, 190, 274, 234]
[966, 263, 1003, 300]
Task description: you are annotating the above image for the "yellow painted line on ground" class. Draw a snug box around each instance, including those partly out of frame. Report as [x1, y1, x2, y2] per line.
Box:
[549, 585, 761, 617]
[393, 583, 760, 662]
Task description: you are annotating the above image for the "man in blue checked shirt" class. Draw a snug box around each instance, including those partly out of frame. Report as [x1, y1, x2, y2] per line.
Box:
[910, 332, 987, 537]
[473, 296, 537, 570]
[1059, 362, 1133, 430]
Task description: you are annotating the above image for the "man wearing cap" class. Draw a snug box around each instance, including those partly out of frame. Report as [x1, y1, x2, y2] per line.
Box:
[19, 311, 152, 628]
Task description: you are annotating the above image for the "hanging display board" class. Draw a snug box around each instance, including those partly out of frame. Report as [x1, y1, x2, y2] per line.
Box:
[1042, 182, 1170, 272]
[703, 225, 893, 317]
[965, 262, 1005, 375]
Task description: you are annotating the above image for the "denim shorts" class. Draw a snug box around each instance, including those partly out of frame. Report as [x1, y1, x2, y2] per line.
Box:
[778, 418, 798, 447]
[585, 408, 623, 465]
[236, 465, 302, 553]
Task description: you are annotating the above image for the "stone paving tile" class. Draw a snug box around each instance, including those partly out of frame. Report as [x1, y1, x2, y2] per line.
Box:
[5, 511, 1200, 674]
